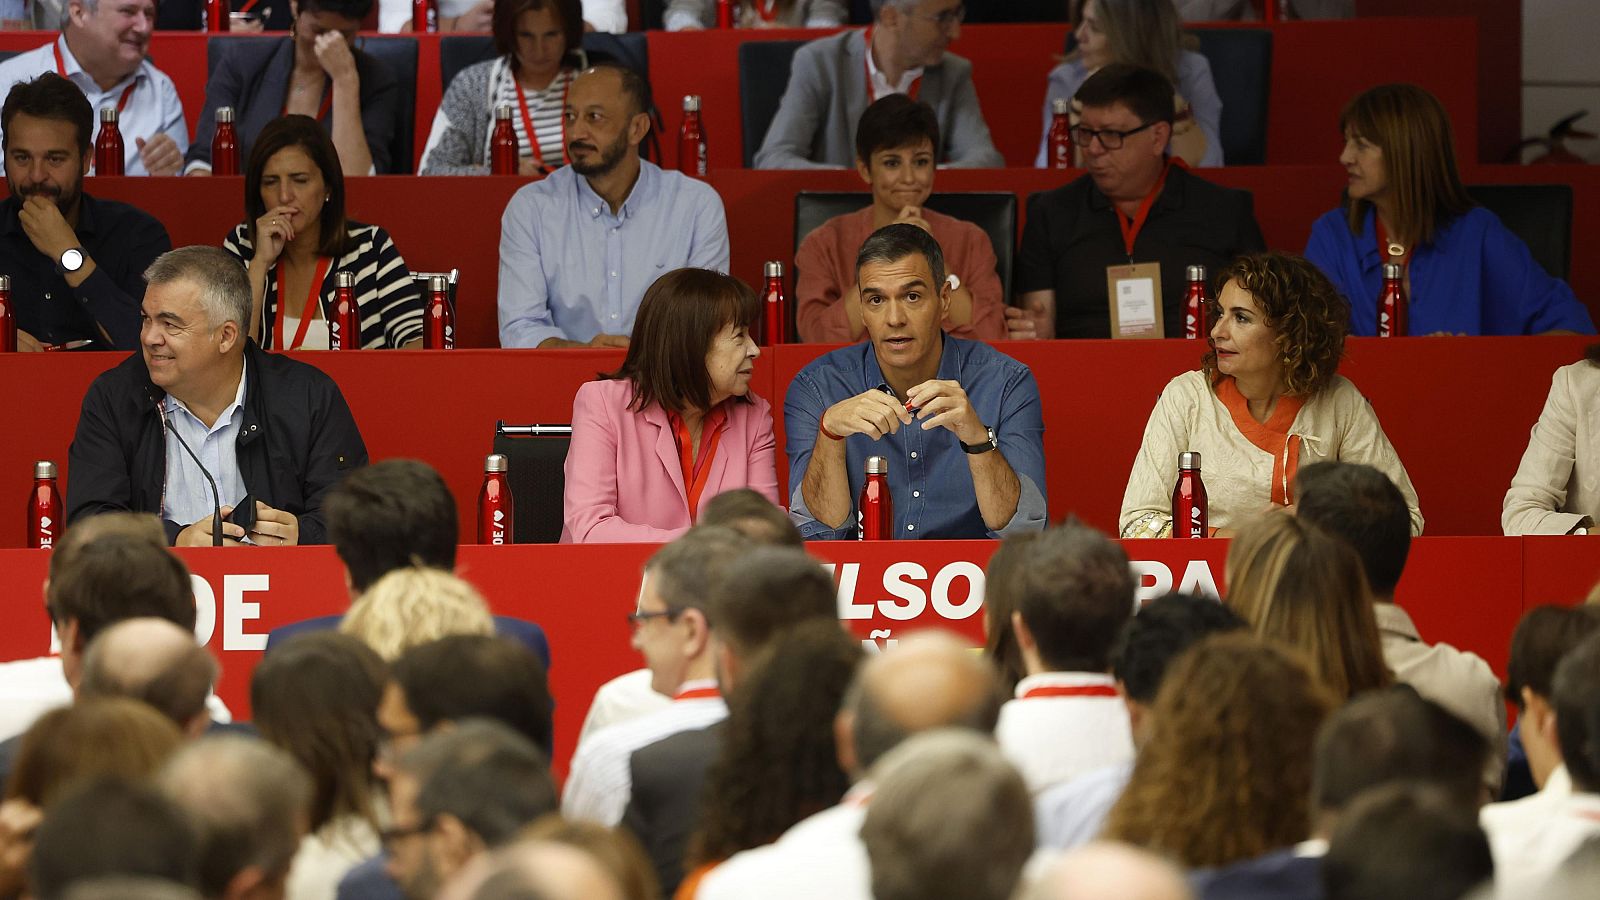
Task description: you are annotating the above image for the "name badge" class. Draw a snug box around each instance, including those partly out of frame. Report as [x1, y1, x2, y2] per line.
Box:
[1107, 262, 1163, 339]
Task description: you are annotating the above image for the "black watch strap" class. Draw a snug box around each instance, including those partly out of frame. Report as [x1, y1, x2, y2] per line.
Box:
[961, 426, 998, 455]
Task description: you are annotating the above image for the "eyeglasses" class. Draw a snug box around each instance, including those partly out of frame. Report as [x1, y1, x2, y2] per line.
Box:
[1067, 120, 1158, 150]
[627, 609, 681, 631]
[908, 3, 965, 28]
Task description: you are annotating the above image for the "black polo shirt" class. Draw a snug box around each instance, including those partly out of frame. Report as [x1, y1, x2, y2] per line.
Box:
[0, 193, 172, 349]
[1015, 166, 1267, 339]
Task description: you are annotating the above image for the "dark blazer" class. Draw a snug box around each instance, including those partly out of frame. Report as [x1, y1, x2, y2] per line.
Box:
[265, 614, 552, 672]
[1193, 848, 1324, 900]
[186, 37, 401, 173]
[65, 342, 368, 545]
[620, 722, 725, 896]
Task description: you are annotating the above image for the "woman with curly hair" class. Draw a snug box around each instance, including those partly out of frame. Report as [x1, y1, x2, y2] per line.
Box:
[1102, 632, 1338, 869]
[1225, 510, 1393, 701]
[678, 621, 861, 899]
[1119, 251, 1423, 538]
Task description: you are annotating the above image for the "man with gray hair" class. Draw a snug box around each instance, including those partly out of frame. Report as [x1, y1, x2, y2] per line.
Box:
[158, 736, 313, 900]
[78, 618, 219, 739]
[67, 245, 368, 546]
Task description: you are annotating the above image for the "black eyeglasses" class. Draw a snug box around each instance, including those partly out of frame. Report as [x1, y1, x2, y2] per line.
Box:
[1067, 120, 1158, 150]
[627, 609, 682, 631]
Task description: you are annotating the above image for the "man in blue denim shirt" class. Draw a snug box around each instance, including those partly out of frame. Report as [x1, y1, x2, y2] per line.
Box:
[786, 223, 1047, 540]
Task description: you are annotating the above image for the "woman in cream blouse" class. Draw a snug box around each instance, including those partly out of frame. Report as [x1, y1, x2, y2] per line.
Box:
[1120, 252, 1423, 538]
[1503, 348, 1600, 535]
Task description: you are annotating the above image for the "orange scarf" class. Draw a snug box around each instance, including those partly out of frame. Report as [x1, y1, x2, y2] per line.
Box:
[1215, 377, 1306, 507]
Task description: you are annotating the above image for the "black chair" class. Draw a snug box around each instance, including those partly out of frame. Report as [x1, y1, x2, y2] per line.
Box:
[964, 0, 1067, 21]
[206, 35, 276, 78]
[1189, 28, 1271, 165]
[493, 422, 573, 544]
[792, 191, 1018, 335]
[355, 36, 417, 173]
[738, 39, 805, 168]
[439, 34, 495, 91]
[1467, 184, 1574, 280]
[638, 0, 666, 30]
[0, 50, 17, 64]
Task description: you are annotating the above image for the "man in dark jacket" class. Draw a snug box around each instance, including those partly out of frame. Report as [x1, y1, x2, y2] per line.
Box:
[66, 245, 367, 546]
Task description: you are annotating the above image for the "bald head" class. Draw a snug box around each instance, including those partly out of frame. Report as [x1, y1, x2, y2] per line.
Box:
[845, 632, 1002, 775]
[79, 618, 217, 734]
[471, 842, 626, 900]
[1027, 843, 1193, 900]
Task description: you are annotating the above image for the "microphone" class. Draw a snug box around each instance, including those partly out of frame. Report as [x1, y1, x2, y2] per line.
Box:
[152, 392, 224, 547]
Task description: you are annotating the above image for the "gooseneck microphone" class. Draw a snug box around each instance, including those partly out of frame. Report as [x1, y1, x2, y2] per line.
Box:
[152, 391, 224, 547]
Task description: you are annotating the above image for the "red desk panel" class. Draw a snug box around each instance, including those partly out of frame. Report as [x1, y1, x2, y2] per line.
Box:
[0, 537, 1586, 774]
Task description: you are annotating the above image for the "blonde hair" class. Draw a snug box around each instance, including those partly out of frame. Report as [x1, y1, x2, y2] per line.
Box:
[1069, 0, 1195, 82]
[339, 567, 494, 661]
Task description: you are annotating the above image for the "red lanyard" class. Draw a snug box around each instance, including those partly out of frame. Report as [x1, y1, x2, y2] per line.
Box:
[281, 82, 333, 121]
[1114, 158, 1180, 257]
[272, 256, 334, 349]
[754, 0, 779, 21]
[674, 686, 721, 701]
[1376, 217, 1409, 266]
[863, 28, 921, 103]
[670, 406, 727, 522]
[513, 69, 570, 172]
[55, 42, 136, 114]
[1020, 685, 1120, 700]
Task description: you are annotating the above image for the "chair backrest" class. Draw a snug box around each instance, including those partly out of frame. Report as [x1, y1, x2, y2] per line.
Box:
[493, 423, 574, 544]
[637, 0, 666, 30]
[738, 40, 806, 168]
[0, 50, 17, 65]
[355, 36, 418, 173]
[1189, 28, 1272, 166]
[964, 0, 1067, 21]
[439, 34, 495, 92]
[793, 191, 1017, 295]
[1466, 183, 1574, 280]
[207, 35, 278, 78]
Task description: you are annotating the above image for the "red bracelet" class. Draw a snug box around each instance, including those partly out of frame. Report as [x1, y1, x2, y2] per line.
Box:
[820, 421, 846, 442]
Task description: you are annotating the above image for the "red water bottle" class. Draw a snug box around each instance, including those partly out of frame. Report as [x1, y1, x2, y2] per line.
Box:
[205, 0, 228, 30]
[424, 274, 454, 349]
[490, 104, 518, 175]
[0, 275, 14, 353]
[212, 106, 239, 176]
[1171, 451, 1208, 539]
[761, 261, 788, 346]
[329, 270, 360, 350]
[1047, 98, 1072, 170]
[94, 107, 123, 176]
[678, 95, 707, 177]
[412, 0, 436, 32]
[1183, 265, 1208, 340]
[1378, 262, 1407, 338]
[858, 456, 893, 540]
[478, 454, 514, 545]
[716, 0, 733, 27]
[28, 461, 63, 550]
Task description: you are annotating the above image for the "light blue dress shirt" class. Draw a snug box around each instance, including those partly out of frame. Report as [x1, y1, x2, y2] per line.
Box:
[785, 336, 1048, 540]
[160, 368, 249, 528]
[496, 161, 731, 347]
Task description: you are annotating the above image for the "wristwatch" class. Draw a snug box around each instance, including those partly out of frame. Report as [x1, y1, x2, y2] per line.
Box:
[56, 247, 85, 275]
[960, 425, 998, 455]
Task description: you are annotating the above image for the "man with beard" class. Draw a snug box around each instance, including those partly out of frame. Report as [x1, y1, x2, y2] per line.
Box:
[496, 63, 730, 349]
[0, 74, 170, 351]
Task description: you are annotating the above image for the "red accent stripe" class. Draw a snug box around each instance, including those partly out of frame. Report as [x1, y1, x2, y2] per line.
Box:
[674, 687, 721, 701]
[1020, 685, 1120, 700]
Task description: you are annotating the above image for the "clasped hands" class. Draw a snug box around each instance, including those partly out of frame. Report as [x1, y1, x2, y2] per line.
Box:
[175, 501, 301, 547]
[820, 381, 987, 446]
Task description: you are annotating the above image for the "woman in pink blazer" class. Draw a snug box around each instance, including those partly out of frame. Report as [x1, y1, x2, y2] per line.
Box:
[562, 269, 781, 543]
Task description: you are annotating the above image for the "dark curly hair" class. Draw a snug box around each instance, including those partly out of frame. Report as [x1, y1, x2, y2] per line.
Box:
[687, 621, 861, 867]
[1202, 252, 1349, 397]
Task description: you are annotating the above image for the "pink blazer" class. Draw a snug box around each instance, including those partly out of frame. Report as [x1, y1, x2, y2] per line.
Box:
[561, 378, 781, 543]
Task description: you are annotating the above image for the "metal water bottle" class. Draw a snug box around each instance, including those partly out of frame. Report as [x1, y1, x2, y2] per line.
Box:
[412, 0, 436, 32]
[490, 104, 519, 175]
[1047, 98, 1072, 170]
[205, 0, 228, 31]
[1378, 262, 1407, 338]
[27, 461, 62, 550]
[716, 0, 733, 27]
[1171, 451, 1208, 539]
[858, 456, 892, 540]
[424, 274, 454, 349]
[761, 261, 787, 346]
[0, 275, 14, 353]
[94, 107, 123, 176]
[1183, 265, 1208, 340]
[478, 454, 514, 545]
[329, 271, 360, 350]
[678, 95, 707, 177]
[211, 106, 239, 175]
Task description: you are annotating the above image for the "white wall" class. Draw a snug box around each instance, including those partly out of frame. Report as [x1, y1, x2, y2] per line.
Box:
[1521, 0, 1600, 162]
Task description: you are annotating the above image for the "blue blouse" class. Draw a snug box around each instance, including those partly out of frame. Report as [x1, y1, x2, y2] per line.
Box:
[1304, 206, 1595, 336]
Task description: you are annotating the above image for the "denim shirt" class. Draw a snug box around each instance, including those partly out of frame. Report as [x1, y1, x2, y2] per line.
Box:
[785, 337, 1048, 540]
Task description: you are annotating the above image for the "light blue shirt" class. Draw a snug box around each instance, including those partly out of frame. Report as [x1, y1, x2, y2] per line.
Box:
[160, 368, 249, 528]
[496, 160, 730, 347]
[1034, 760, 1132, 851]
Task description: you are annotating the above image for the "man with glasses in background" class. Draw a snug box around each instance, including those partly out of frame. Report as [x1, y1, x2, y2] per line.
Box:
[755, 0, 1003, 169]
[1008, 64, 1265, 340]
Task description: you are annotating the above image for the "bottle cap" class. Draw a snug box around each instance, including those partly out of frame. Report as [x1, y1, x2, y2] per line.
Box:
[683, 94, 701, 112]
[764, 261, 783, 278]
[335, 271, 354, 288]
[485, 453, 509, 474]
[1383, 263, 1404, 280]
[34, 460, 56, 479]
[0, 274, 10, 291]
[494, 104, 512, 120]
[1178, 451, 1201, 470]
[1186, 264, 1206, 282]
[1051, 98, 1070, 115]
[99, 106, 117, 123]
[429, 274, 449, 293]
[216, 106, 234, 124]
[865, 456, 888, 475]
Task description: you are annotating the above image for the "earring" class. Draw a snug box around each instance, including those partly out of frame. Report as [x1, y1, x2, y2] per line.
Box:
[324, 195, 331, 203]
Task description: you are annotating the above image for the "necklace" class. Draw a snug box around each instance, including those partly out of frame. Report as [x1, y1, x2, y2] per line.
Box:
[1386, 240, 1405, 258]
